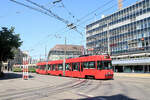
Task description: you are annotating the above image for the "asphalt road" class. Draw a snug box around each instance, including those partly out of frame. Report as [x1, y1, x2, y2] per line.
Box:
[0, 72, 150, 100]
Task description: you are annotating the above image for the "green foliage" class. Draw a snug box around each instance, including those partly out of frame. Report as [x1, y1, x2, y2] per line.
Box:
[13, 68, 22, 72]
[13, 67, 36, 73]
[28, 68, 36, 73]
[0, 27, 22, 61]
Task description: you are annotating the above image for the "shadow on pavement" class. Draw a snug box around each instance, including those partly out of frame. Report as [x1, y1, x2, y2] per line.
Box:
[0, 72, 34, 80]
[79, 94, 136, 100]
[64, 94, 136, 100]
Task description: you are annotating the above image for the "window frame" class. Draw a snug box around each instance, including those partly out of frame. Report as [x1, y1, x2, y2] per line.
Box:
[65, 63, 71, 71]
[81, 61, 96, 69]
[58, 64, 63, 70]
[72, 62, 80, 71]
[97, 60, 112, 70]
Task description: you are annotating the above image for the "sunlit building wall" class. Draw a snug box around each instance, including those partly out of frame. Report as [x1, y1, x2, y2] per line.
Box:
[86, 0, 150, 72]
[48, 44, 84, 61]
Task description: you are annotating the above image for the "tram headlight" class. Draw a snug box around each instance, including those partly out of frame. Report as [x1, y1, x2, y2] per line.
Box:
[105, 72, 111, 76]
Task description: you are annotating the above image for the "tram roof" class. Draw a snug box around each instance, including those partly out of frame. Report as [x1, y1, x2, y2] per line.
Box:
[36, 62, 47, 66]
[47, 55, 111, 64]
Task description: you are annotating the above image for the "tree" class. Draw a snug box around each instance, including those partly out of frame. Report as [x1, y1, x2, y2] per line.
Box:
[0, 27, 22, 76]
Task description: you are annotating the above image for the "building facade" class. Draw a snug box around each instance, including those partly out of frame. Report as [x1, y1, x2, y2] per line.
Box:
[13, 50, 39, 68]
[48, 44, 84, 61]
[2, 49, 28, 71]
[86, 0, 150, 73]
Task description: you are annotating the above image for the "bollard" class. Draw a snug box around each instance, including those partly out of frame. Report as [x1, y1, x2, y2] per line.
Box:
[23, 65, 29, 80]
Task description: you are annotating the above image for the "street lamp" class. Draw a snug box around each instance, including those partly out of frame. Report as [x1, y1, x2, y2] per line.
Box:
[63, 36, 66, 76]
[93, 37, 97, 55]
[107, 20, 111, 55]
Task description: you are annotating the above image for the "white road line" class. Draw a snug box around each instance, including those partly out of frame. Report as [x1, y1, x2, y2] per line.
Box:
[78, 92, 94, 97]
[77, 92, 107, 100]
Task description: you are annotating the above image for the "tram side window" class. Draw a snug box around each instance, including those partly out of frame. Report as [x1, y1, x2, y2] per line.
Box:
[50, 65, 53, 70]
[81, 63, 84, 71]
[82, 62, 88, 69]
[103, 61, 112, 70]
[97, 61, 112, 70]
[82, 62, 95, 69]
[58, 64, 63, 70]
[72, 63, 79, 71]
[40, 65, 45, 70]
[77, 63, 80, 71]
[48, 65, 51, 70]
[97, 61, 103, 70]
[65, 63, 71, 71]
[52, 65, 55, 71]
[55, 64, 58, 71]
[88, 61, 95, 69]
[36, 66, 39, 69]
[39, 66, 41, 69]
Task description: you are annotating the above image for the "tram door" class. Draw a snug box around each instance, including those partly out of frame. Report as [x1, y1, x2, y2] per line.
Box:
[65, 63, 72, 77]
[72, 63, 80, 77]
[81, 62, 83, 72]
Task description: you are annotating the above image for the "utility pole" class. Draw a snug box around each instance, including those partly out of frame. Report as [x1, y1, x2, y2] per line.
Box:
[94, 37, 97, 55]
[63, 36, 66, 76]
[107, 21, 110, 55]
[45, 45, 47, 61]
[94, 13, 97, 22]
[40, 54, 41, 62]
[45, 45, 49, 70]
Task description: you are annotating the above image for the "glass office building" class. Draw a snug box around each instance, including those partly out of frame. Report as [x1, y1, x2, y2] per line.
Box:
[86, 0, 150, 72]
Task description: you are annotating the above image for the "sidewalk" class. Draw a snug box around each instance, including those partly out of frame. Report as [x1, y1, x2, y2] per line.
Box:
[114, 73, 150, 78]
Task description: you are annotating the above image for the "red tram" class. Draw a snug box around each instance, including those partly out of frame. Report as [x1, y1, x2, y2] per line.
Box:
[36, 62, 47, 75]
[36, 55, 113, 79]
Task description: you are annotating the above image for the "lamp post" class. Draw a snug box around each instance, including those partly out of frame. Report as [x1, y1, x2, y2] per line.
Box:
[93, 37, 97, 55]
[63, 36, 66, 76]
[107, 21, 111, 55]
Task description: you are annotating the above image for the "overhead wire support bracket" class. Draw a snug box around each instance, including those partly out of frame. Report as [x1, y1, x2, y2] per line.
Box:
[52, 0, 62, 4]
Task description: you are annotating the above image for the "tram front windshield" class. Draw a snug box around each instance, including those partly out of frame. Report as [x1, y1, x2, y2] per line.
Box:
[97, 61, 112, 70]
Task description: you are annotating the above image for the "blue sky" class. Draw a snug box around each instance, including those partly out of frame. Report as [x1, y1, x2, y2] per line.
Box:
[0, 0, 138, 59]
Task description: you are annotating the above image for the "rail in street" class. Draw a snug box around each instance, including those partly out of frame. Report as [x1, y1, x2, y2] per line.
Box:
[0, 72, 150, 100]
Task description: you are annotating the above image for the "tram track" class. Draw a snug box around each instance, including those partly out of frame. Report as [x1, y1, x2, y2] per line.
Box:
[75, 79, 93, 92]
[0, 78, 77, 98]
[85, 80, 102, 93]
[20, 79, 89, 100]
[28, 79, 89, 100]
[0, 78, 88, 100]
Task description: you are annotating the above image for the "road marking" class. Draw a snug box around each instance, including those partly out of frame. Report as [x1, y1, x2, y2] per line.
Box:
[77, 92, 107, 100]
[72, 79, 86, 86]
[78, 92, 94, 97]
